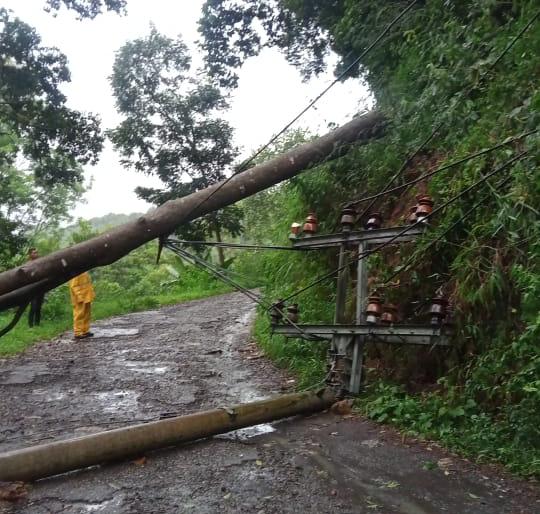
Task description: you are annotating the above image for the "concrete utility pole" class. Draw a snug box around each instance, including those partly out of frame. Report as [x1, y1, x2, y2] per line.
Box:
[0, 389, 336, 482]
[0, 111, 384, 309]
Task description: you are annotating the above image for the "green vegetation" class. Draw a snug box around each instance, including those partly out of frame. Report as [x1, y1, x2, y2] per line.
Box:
[0, 0, 538, 481]
[215, 1, 540, 477]
[109, 27, 243, 266]
[0, 237, 230, 355]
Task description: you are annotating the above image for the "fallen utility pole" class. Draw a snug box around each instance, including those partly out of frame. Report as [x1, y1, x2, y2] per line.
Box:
[0, 389, 336, 482]
[0, 111, 384, 304]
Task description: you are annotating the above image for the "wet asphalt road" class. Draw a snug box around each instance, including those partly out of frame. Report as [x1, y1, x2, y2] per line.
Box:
[0, 292, 538, 513]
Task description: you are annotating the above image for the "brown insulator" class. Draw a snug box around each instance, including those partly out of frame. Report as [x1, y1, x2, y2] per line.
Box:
[429, 295, 448, 326]
[289, 222, 302, 240]
[406, 205, 418, 225]
[286, 304, 299, 324]
[302, 212, 318, 236]
[365, 212, 382, 230]
[270, 299, 285, 324]
[380, 303, 398, 324]
[340, 207, 356, 232]
[415, 195, 434, 224]
[365, 293, 383, 324]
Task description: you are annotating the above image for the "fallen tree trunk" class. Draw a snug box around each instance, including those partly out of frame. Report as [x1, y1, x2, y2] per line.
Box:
[0, 389, 336, 482]
[0, 111, 384, 300]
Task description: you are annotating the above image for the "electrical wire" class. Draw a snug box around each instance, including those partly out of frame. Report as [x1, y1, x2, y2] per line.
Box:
[165, 238, 309, 252]
[351, 9, 539, 218]
[350, 129, 536, 206]
[0, 302, 28, 338]
[381, 175, 513, 286]
[277, 151, 528, 305]
[166, 242, 262, 302]
[233, 0, 420, 174]
[165, 241, 323, 341]
[174, 0, 420, 232]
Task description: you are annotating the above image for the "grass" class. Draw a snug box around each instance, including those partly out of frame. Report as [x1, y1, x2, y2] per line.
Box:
[0, 282, 231, 356]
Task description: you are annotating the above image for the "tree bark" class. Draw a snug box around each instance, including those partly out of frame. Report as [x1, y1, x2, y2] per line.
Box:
[0, 111, 385, 300]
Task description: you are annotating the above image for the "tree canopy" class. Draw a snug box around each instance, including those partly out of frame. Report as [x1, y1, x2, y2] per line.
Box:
[109, 27, 243, 262]
[44, 0, 127, 19]
[198, 0, 346, 88]
[0, 8, 104, 263]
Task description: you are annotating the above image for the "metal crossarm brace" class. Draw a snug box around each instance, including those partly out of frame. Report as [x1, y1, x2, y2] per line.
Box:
[281, 220, 450, 395]
[271, 323, 450, 346]
[291, 225, 425, 249]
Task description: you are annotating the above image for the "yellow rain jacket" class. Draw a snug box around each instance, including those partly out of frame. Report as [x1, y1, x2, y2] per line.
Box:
[69, 272, 95, 305]
[69, 272, 95, 337]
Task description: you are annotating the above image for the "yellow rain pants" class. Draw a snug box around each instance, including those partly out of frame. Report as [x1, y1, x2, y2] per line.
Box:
[69, 272, 95, 337]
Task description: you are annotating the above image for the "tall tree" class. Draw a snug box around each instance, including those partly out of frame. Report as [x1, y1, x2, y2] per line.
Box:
[109, 27, 243, 266]
[44, 0, 127, 19]
[0, 8, 104, 264]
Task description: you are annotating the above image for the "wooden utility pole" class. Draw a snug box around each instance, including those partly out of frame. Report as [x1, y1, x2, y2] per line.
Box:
[0, 111, 384, 307]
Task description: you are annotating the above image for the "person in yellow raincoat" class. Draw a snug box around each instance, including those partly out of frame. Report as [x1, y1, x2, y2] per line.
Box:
[69, 272, 95, 339]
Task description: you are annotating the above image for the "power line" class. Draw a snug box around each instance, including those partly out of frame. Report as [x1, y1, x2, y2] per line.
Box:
[165, 241, 323, 341]
[277, 151, 528, 305]
[352, 9, 539, 217]
[176, 0, 420, 231]
[234, 0, 420, 173]
[351, 129, 536, 206]
[381, 175, 513, 286]
[166, 238, 310, 252]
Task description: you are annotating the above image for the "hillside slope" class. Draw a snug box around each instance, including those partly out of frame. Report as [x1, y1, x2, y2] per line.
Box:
[233, 1, 539, 477]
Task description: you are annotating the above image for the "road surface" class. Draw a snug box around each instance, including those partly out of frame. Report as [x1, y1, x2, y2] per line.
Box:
[0, 292, 537, 513]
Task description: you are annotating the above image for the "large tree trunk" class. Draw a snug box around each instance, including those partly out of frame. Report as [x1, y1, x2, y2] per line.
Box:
[0, 111, 385, 303]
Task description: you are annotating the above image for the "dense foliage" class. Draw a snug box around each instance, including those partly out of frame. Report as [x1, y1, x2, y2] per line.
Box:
[44, 0, 127, 19]
[0, 8, 104, 262]
[212, 0, 540, 476]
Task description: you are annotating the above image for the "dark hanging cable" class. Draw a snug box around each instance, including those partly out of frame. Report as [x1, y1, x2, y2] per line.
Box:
[351, 129, 536, 206]
[351, 10, 539, 217]
[277, 151, 528, 305]
[164, 242, 323, 341]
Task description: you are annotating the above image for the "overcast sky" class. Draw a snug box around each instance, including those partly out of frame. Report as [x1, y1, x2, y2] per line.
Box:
[2, 0, 371, 219]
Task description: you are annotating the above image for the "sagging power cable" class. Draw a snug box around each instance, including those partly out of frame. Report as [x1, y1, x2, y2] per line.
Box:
[164, 241, 323, 341]
[277, 151, 528, 306]
[351, 129, 536, 206]
[176, 0, 420, 230]
[166, 239, 309, 252]
[351, 9, 539, 218]
[0, 302, 29, 338]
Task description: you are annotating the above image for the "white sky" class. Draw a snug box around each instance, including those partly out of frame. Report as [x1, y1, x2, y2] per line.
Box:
[1, 0, 371, 219]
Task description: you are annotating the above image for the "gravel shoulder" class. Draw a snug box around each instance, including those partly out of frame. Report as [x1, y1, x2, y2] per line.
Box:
[0, 292, 537, 513]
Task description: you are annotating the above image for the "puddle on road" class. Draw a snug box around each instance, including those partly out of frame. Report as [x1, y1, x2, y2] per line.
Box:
[123, 361, 169, 374]
[92, 328, 139, 338]
[0, 363, 51, 384]
[94, 390, 139, 413]
[218, 423, 276, 441]
[217, 389, 277, 441]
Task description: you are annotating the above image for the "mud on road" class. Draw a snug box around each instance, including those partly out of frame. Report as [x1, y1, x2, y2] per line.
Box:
[0, 292, 538, 513]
